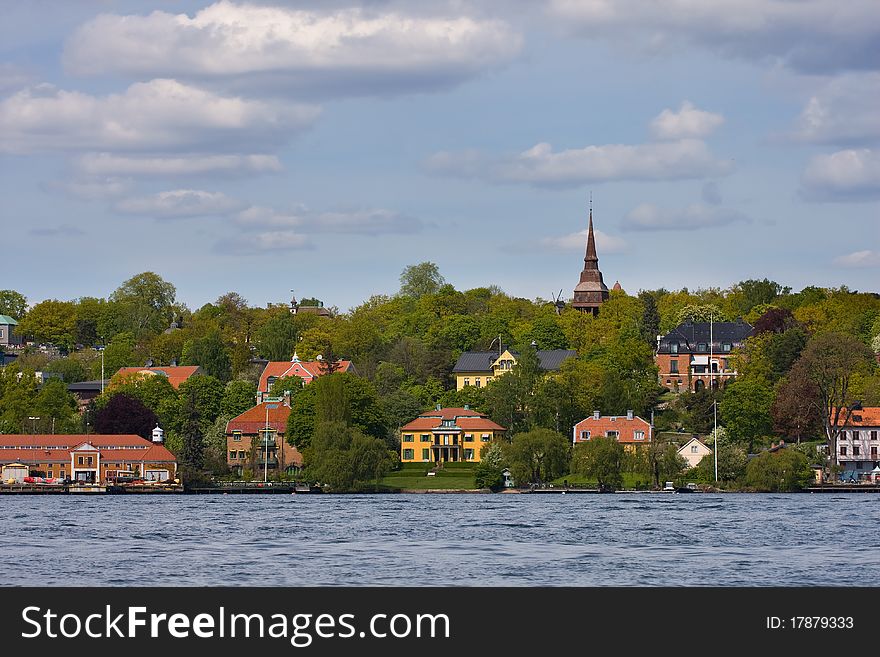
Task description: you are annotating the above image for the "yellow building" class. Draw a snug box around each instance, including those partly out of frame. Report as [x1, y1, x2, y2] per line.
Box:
[452, 348, 576, 391]
[400, 406, 506, 464]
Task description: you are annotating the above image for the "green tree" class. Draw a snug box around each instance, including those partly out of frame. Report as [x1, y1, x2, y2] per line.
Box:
[399, 262, 445, 298]
[255, 311, 300, 361]
[571, 436, 625, 490]
[474, 462, 505, 491]
[178, 388, 207, 486]
[181, 329, 231, 382]
[719, 378, 774, 450]
[33, 378, 79, 433]
[0, 289, 28, 319]
[502, 428, 570, 485]
[15, 299, 78, 350]
[744, 448, 813, 492]
[177, 375, 224, 426]
[221, 380, 257, 417]
[110, 272, 178, 336]
[303, 421, 395, 491]
[632, 436, 688, 489]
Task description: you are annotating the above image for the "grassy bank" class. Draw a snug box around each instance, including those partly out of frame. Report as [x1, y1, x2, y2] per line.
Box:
[379, 463, 478, 491]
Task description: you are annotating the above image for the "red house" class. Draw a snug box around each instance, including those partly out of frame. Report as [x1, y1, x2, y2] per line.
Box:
[257, 353, 355, 401]
[572, 411, 653, 448]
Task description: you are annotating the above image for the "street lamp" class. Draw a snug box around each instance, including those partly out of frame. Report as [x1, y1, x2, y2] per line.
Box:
[28, 416, 40, 434]
[98, 338, 106, 395]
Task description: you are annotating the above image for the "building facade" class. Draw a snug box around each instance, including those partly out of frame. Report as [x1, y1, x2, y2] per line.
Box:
[655, 319, 753, 392]
[452, 348, 576, 391]
[572, 209, 609, 315]
[257, 354, 356, 401]
[837, 407, 880, 478]
[572, 411, 653, 450]
[0, 434, 178, 483]
[114, 365, 205, 389]
[677, 436, 713, 468]
[225, 398, 303, 476]
[400, 407, 506, 464]
[0, 315, 20, 347]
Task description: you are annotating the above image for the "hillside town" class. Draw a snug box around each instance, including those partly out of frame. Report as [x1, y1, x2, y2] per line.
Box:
[2, 211, 879, 494]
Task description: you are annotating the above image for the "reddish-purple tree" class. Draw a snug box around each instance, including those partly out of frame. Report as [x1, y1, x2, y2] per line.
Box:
[93, 393, 157, 439]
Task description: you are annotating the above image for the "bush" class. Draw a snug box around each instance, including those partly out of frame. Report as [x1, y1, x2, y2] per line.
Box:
[474, 463, 504, 491]
[744, 448, 813, 492]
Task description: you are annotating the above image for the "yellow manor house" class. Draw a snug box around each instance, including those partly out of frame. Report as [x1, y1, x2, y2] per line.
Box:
[399, 406, 506, 464]
[452, 348, 576, 391]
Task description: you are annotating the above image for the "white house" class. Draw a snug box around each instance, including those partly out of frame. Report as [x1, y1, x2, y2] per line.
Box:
[677, 436, 712, 469]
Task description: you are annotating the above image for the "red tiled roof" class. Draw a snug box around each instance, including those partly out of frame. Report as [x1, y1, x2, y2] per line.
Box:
[226, 401, 291, 434]
[258, 359, 355, 392]
[842, 408, 880, 427]
[400, 408, 505, 432]
[573, 415, 652, 443]
[0, 435, 177, 463]
[114, 366, 203, 389]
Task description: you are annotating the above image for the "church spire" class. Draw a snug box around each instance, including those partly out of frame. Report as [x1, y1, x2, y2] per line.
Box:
[585, 207, 598, 265]
[572, 198, 609, 316]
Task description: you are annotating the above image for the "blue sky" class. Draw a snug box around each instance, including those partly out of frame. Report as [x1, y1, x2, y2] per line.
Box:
[1, 0, 878, 313]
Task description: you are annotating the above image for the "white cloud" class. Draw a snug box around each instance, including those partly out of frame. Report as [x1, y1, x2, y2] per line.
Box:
[621, 202, 751, 231]
[75, 153, 283, 178]
[0, 62, 33, 92]
[424, 139, 732, 187]
[114, 190, 246, 218]
[650, 101, 724, 140]
[540, 228, 627, 253]
[214, 230, 312, 255]
[790, 73, 880, 145]
[833, 250, 880, 268]
[235, 205, 423, 235]
[801, 149, 880, 202]
[548, 0, 880, 74]
[64, 2, 521, 96]
[0, 79, 320, 154]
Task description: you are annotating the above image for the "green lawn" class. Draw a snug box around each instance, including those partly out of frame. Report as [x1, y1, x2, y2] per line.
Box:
[379, 463, 478, 490]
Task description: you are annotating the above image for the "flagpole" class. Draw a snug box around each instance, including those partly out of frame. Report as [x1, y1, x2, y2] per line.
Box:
[264, 404, 269, 483]
[712, 313, 718, 483]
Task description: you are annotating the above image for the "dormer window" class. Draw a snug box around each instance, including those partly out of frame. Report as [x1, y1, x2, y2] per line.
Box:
[440, 419, 456, 428]
[266, 376, 277, 390]
[722, 343, 732, 352]
[670, 342, 679, 354]
[697, 343, 707, 353]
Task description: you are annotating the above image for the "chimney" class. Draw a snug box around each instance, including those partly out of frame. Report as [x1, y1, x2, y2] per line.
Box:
[170, 357, 177, 367]
[464, 404, 470, 410]
[151, 425, 165, 444]
[145, 358, 154, 367]
[283, 389, 291, 406]
[436, 403, 441, 411]
[627, 410, 633, 421]
[593, 410, 600, 420]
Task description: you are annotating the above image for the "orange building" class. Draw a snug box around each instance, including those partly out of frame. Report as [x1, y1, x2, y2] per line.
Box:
[0, 433, 178, 483]
[572, 411, 653, 449]
[114, 365, 204, 389]
[257, 354, 356, 402]
[400, 407, 506, 464]
[225, 398, 303, 476]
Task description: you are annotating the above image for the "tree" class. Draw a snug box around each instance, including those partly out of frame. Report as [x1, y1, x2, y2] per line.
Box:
[638, 290, 661, 347]
[474, 462, 505, 491]
[303, 421, 395, 491]
[33, 378, 79, 433]
[0, 289, 28, 319]
[632, 435, 688, 489]
[789, 332, 874, 468]
[691, 435, 748, 485]
[181, 329, 231, 382]
[255, 311, 299, 361]
[772, 376, 823, 444]
[93, 393, 157, 439]
[177, 375, 224, 426]
[221, 380, 258, 417]
[178, 388, 207, 486]
[676, 304, 724, 326]
[719, 378, 774, 451]
[110, 272, 177, 336]
[399, 262, 445, 298]
[15, 299, 77, 350]
[571, 436, 625, 490]
[744, 448, 813, 492]
[502, 429, 570, 485]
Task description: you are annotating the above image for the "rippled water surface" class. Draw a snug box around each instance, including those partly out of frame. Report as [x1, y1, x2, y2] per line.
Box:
[1, 494, 877, 586]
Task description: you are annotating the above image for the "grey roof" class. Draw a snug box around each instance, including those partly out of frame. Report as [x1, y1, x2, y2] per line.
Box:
[453, 350, 576, 373]
[657, 319, 753, 355]
[67, 379, 109, 392]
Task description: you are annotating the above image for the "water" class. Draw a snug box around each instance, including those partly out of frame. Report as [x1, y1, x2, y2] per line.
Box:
[1, 494, 877, 586]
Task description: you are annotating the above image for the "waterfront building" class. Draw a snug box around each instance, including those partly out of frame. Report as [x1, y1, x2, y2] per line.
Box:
[572, 209, 609, 315]
[655, 318, 753, 392]
[225, 398, 302, 476]
[677, 436, 713, 468]
[0, 433, 177, 482]
[837, 407, 880, 479]
[399, 407, 506, 464]
[572, 411, 653, 450]
[114, 365, 205, 389]
[257, 353, 356, 401]
[452, 348, 576, 391]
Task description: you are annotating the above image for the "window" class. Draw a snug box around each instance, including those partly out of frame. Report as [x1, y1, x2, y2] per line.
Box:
[606, 431, 619, 439]
[697, 343, 707, 353]
[871, 431, 878, 440]
[266, 376, 277, 390]
[670, 360, 678, 374]
[402, 434, 414, 443]
[487, 377, 493, 383]
[87, 456, 93, 466]
[78, 456, 84, 465]
[475, 378, 481, 388]
[481, 434, 491, 442]
[229, 451, 237, 460]
[403, 449, 414, 460]
[463, 378, 469, 387]
[238, 451, 247, 459]
[670, 342, 679, 354]
[693, 365, 706, 374]
[691, 445, 699, 453]
[422, 449, 430, 461]
[464, 434, 474, 442]
[852, 431, 860, 440]
[840, 430, 848, 440]
[580, 430, 590, 441]
[871, 446, 877, 457]
[441, 419, 456, 428]
[853, 445, 860, 456]
[840, 446, 847, 455]
[722, 343, 732, 352]
[856, 462, 863, 470]
[233, 431, 242, 442]
[634, 431, 645, 441]
[464, 449, 474, 460]
[421, 434, 431, 442]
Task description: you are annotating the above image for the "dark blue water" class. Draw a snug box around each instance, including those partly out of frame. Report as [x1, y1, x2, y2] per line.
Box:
[1, 494, 877, 586]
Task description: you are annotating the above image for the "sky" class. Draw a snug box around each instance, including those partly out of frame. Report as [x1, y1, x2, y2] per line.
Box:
[1, 0, 878, 313]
